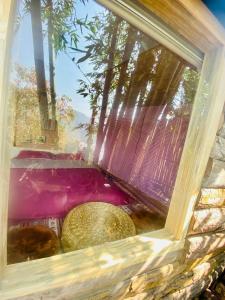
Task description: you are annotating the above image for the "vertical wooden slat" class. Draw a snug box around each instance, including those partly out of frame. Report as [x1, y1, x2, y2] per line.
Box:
[166, 47, 225, 239]
[0, 0, 13, 275]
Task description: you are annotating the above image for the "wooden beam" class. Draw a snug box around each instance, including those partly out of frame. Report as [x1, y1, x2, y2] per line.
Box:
[138, 0, 225, 52]
[165, 46, 225, 239]
[98, 0, 203, 68]
[0, 229, 183, 299]
[0, 0, 13, 276]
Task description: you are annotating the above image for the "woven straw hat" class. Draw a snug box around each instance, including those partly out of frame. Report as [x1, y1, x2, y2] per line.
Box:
[61, 202, 136, 252]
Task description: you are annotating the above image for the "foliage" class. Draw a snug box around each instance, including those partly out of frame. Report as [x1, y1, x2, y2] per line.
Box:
[13, 65, 42, 145]
[13, 65, 75, 148]
[23, 0, 81, 54]
[182, 67, 200, 104]
[57, 95, 75, 124]
[75, 14, 137, 120]
[77, 79, 101, 111]
[42, 0, 79, 54]
[76, 79, 101, 136]
[17, 1, 201, 156]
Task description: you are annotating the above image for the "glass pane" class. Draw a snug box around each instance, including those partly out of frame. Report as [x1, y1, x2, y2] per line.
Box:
[7, 0, 199, 264]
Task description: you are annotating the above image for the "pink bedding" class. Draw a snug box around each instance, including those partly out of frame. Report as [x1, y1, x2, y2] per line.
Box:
[8, 168, 129, 220]
[15, 150, 85, 161]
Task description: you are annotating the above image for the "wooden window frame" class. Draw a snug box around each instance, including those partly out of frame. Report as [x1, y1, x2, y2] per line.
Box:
[1, 0, 225, 298]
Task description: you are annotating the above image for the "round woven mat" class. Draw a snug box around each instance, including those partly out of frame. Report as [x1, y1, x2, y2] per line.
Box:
[61, 202, 136, 252]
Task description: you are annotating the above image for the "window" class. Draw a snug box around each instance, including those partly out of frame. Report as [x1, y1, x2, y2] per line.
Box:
[1, 0, 224, 298]
[6, 0, 201, 264]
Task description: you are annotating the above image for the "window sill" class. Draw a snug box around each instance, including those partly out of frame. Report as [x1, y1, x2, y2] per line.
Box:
[0, 228, 184, 299]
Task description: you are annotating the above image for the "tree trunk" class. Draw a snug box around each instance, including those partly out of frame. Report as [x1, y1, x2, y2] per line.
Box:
[13, 93, 20, 146]
[47, 0, 57, 123]
[126, 52, 184, 178]
[101, 26, 137, 167]
[106, 45, 156, 169]
[93, 16, 121, 163]
[30, 0, 49, 130]
[87, 91, 100, 163]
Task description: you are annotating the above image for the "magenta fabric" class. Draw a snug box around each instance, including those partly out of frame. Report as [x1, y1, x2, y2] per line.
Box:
[99, 105, 191, 205]
[16, 150, 53, 159]
[8, 168, 129, 220]
[15, 150, 84, 161]
[55, 152, 84, 161]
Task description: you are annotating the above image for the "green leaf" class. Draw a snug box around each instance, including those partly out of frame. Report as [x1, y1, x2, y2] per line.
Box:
[77, 52, 92, 64]
[69, 47, 86, 53]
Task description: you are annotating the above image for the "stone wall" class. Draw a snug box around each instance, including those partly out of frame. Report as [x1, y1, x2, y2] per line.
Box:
[73, 251, 225, 299]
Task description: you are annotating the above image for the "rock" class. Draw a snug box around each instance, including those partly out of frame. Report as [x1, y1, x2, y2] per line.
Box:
[211, 136, 225, 161]
[202, 159, 225, 188]
[189, 208, 225, 234]
[197, 188, 225, 208]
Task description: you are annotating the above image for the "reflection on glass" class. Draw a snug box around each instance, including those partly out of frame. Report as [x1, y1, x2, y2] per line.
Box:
[7, 0, 199, 263]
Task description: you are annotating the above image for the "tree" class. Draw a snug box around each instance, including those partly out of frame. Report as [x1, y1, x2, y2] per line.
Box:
[43, 0, 78, 123]
[30, 0, 49, 130]
[47, 0, 57, 122]
[121, 49, 187, 179]
[13, 65, 75, 149]
[73, 14, 132, 162]
[77, 79, 102, 161]
[100, 26, 137, 165]
[92, 15, 121, 162]
[25, 0, 84, 130]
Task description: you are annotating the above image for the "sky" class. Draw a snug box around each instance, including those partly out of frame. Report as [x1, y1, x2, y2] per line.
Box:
[12, 0, 107, 118]
[203, 0, 225, 28]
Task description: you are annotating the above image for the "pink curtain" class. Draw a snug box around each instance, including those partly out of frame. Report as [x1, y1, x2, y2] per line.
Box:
[99, 105, 190, 206]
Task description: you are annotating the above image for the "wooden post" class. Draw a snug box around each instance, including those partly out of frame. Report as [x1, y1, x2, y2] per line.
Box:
[0, 0, 13, 276]
[166, 47, 225, 239]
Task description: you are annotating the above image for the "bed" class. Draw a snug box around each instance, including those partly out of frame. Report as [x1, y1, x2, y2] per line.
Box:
[8, 150, 130, 222]
[8, 150, 165, 241]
